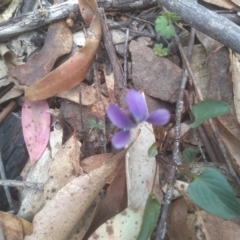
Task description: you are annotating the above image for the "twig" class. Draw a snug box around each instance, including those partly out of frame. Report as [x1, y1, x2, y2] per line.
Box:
[123, 28, 129, 86]
[0, 101, 17, 125]
[99, 8, 124, 89]
[0, 0, 156, 42]
[0, 152, 14, 211]
[0, 179, 44, 189]
[156, 28, 196, 240]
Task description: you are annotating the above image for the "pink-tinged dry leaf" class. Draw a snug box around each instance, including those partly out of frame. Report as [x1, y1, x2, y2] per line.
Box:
[24, 0, 101, 101]
[22, 100, 50, 164]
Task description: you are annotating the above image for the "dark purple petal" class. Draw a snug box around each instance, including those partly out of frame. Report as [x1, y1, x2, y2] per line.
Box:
[126, 89, 148, 123]
[111, 130, 130, 149]
[107, 104, 133, 129]
[147, 109, 170, 126]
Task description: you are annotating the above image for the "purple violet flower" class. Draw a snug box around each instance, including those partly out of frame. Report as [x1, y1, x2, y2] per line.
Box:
[107, 89, 170, 149]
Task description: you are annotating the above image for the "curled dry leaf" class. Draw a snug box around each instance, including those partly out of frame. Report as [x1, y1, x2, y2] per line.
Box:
[24, 0, 101, 101]
[10, 20, 73, 86]
[0, 211, 32, 240]
[22, 100, 50, 164]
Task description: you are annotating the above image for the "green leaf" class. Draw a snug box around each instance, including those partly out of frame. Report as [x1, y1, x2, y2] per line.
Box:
[187, 167, 240, 219]
[162, 12, 180, 22]
[148, 142, 159, 157]
[137, 194, 161, 240]
[190, 100, 230, 128]
[88, 118, 104, 129]
[155, 16, 175, 39]
[153, 44, 168, 56]
[182, 148, 198, 164]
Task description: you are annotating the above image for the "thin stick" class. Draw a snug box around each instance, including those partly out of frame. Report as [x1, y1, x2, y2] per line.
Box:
[99, 8, 124, 88]
[0, 179, 44, 189]
[123, 28, 129, 86]
[0, 152, 14, 211]
[0, 101, 17, 125]
[156, 28, 196, 240]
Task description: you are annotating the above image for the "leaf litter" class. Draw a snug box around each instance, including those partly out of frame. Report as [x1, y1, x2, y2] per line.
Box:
[1, 0, 240, 239]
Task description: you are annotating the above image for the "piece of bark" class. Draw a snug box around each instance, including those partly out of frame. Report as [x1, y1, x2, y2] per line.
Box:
[158, 0, 240, 54]
[0, 0, 156, 42]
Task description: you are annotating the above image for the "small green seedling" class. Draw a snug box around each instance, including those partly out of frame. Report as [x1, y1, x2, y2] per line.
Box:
[155, 12, 180, 39]
[153, 43, 168, 56]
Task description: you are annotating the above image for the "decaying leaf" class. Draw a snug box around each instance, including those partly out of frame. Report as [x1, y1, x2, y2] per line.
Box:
[126, 122, 162, 209]
[57, 83, 97, 105]
[83, 160, 127, 239]
[195, 210, 240, 240]
[0, 211, 32, 240]
[89, 123, 162, 239]
[196, 31, 232, 104]
[22, 100, 51, 164]
[215, 116, 240, 177]
[10, 20, 73, 86]
[44, 135, 82, 202]
[88, 208, 144, 240]
[25, 145, 132, 240]
[17, 147, 52, 221]
[230, 51, 240, 125]
[24, 0, 101, 101]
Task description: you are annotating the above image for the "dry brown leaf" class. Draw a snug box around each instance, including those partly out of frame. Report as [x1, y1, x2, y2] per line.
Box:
[10, 21, 73, 86]
[232, 0, 240, 6]
[230, 52, 240, 124]
[196, 210, 240, 240]
[25, 146, 131, 240]
[81, 153, 114, 173]
[24, 0, 101, 101]
[57, 83, 97, 105]
[17, 147, 52, 221]
[196, 31, 232, 104]
[203, 0, 237, 9]
[44, 135, 82, 202]
[83, 160, 127, 239]
[0, 211, 24, 240]
[168, 198, 196, 240]
[215, 117, 240, 176]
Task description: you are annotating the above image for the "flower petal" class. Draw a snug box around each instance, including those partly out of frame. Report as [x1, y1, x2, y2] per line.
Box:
[126, 89, 148, 123]
[147, 109, 170, 126]
[111, 130, 130, 149]
[107, 104, 133, 129]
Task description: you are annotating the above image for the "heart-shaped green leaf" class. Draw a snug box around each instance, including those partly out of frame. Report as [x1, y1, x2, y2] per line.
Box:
[190, 100, 230, 128]
[187, 167, 240, 219]
[137, 194, 161, 240]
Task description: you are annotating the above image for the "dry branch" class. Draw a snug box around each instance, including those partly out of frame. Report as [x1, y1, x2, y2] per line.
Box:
[0, 0, 156, 42]
[158, 0, 240, 54]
